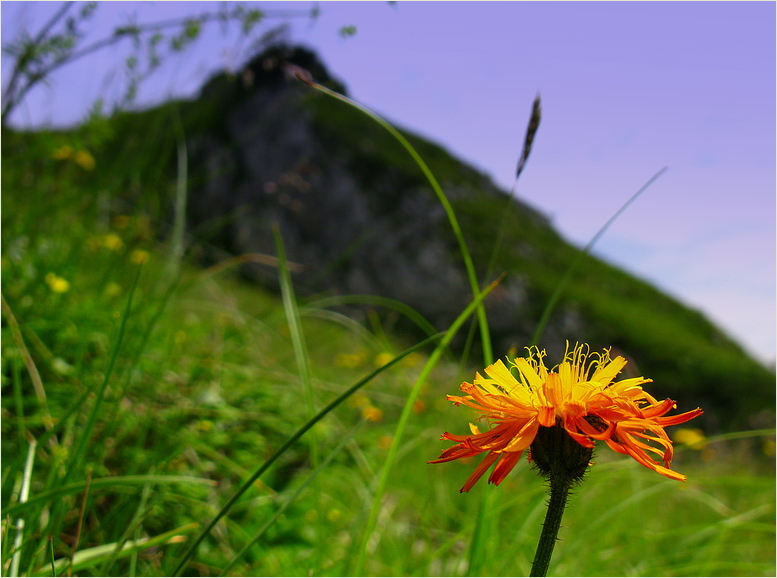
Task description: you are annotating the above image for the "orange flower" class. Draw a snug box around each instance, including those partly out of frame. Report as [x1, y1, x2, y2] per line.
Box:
[430, 343, 702, 492]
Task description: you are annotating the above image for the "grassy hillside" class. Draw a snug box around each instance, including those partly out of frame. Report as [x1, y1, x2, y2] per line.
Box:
[2, 69, 774, 576]
[10, 62, 771, 432]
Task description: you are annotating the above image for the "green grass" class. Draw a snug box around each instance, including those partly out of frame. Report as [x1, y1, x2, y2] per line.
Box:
[2, 110, 775, 577]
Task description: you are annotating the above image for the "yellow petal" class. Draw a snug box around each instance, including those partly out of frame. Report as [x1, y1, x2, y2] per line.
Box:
[591, 356, 627, 386]
[485, 359, 520, 389]
[514, 357, 542, 389]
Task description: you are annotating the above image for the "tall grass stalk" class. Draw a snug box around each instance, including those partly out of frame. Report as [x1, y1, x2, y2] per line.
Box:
[306, 294, 440, 340]
[60, 263, 142, 484]
[2, 295, 55, 434]
[68, 468, 92, 576]
[271, 223, 323, 571]
[2, 476, 217, 520]
[9, 438, 36, 578]
[352, 276, 502, 576]
[290, 65, 494, 366]
[99, 477, 154, 575]
[169, 109, 188, 274]
[36, 524, 200, 577]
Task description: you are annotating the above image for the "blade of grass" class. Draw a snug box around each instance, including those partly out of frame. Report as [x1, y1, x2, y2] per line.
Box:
[169, 107, 188, 271]
[305, 294, 439, 340]
[273, 222, 316, 431]
[2, 295, 55, 433]
[352, 275, 503, 576]
[288, 64, 493, 366]
[67, 468, 92, 576]
[170, 331, 444, 577]
[530, 167, 667, 345]
[3, 515, 13, 573]
[704, 428, 775, 444]
[2, 475, 216, 518]
[9, 438, 36, 578]
[99, 475, 154, 575]
[34, 523, 199, 576]
[48, 537, 56, 578]
[300, 307, 381, 348]
[62, 262, 142, 483]
[466, 487, 498, 576]
[271, 222, 322, 572]
[11, 355, 25, 447]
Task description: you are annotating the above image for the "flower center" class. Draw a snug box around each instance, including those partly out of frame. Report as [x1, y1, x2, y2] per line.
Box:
[530, 418, 594, 482]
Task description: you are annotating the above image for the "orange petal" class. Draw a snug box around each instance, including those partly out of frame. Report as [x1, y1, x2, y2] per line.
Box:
[488, 450, 525, 486]
[461, 452, 500, 493]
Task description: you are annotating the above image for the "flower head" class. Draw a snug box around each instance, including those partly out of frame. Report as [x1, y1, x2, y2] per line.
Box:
[74, 150, 95, 170]
[430, 343, 703, 492]
[130, 249, 149, 265]
[45, 272, 70, 293]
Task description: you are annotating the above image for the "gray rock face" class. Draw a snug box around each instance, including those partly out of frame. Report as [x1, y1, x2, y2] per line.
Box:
[185, 45, 553, 349]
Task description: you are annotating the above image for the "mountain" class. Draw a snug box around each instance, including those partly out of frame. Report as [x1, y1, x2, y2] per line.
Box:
[33, 45, 777, 431]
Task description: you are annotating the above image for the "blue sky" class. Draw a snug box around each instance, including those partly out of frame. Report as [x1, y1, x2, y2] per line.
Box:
[3, 1, 775, 364]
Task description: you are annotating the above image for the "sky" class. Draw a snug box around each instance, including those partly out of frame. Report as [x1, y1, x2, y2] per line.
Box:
[3, 1, 775, 365]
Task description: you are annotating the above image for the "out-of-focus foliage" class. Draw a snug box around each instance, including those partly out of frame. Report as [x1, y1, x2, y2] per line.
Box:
[1, 1, 317, 122]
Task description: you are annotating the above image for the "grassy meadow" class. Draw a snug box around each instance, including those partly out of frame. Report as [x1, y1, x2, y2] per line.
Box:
[2, 101, 775, 578]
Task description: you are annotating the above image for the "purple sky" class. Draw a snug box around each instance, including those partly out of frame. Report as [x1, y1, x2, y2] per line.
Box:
[3, 1, 775, 364]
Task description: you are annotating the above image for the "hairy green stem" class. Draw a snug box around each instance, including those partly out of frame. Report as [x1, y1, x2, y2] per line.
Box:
[530, 474, 572, 577]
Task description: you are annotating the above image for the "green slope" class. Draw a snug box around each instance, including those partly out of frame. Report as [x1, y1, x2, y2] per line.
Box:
[2, 52, 773, 433]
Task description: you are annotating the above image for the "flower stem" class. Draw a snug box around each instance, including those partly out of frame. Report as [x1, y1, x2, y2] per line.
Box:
[530, 474, 572, 577]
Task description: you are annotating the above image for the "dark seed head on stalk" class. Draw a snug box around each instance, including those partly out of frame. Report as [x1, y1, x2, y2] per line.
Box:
[515, 92, 542, 181]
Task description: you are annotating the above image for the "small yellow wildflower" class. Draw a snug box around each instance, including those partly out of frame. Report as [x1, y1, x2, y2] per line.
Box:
[348, 393, 370, 408]
[104, 282, 122, 298]
[74, 150, 95, 170]
[362, 405, 383, 422]
[102, 234, 124, 252]
[52, 145, 73, 160]
[374, 352, 393, 367]
[45, 273, 70, 293]
[335, 352, 366, 368]
[673, 428, 708, 449]
[431, 343, 703, 492]
[130, 249, 149, 264]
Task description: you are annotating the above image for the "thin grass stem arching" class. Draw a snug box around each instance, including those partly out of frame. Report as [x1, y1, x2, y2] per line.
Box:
[531, 167, 667, 346]
[287, 64, 494, 367]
